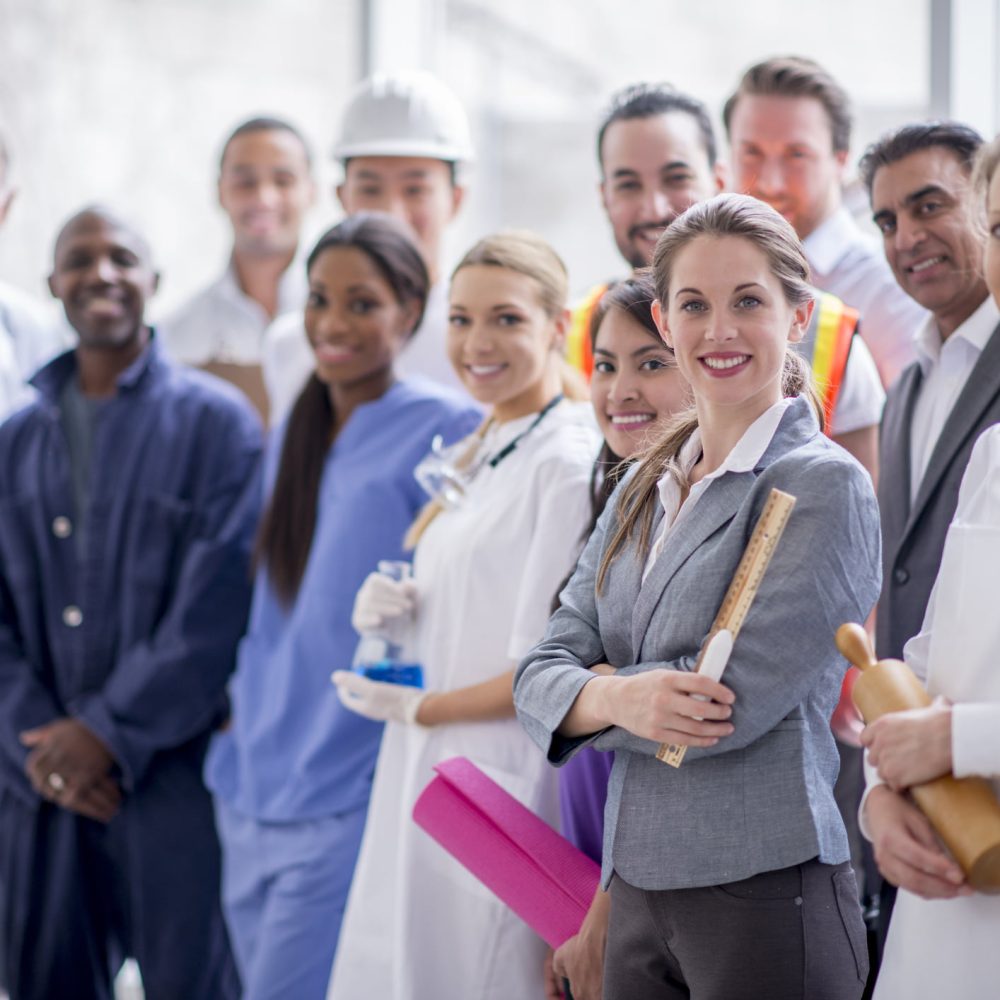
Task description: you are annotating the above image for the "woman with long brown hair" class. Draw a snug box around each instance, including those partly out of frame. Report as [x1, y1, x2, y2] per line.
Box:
[516, 194, 881, 999]
[204, 213, 479, 999]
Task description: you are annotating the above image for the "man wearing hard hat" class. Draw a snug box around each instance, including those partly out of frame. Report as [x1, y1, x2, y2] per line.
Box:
[263, 72, 473, 422]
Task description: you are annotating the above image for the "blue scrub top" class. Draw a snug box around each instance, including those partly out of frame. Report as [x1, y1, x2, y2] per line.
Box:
[205, 378, 480, 821]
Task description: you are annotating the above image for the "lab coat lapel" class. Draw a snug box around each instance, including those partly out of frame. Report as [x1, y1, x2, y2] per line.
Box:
[630, 472, 754, 654]
[904, 323, 1000, 542]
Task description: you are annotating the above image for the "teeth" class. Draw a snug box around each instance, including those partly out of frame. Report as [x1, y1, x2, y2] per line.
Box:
[469, 365, 504, 375]
[911, 256, 946, 273]
[610, 414, 653, 425]
[703, 355, 749, 370]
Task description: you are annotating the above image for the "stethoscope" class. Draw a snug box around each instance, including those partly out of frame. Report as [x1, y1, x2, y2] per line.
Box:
[486, 393, 564, 469]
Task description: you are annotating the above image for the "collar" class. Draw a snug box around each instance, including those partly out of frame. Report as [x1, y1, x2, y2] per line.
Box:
[802, 208, 861, 276]
[913, 296, 1000, 375]
[656, 396, 796, 512]
[30, 330, 164, 404]
[222, 252, 309, 315]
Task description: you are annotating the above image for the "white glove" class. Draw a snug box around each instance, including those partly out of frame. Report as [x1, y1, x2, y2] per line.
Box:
[351, 571, 417, 634]
[332, 670, 429, 725]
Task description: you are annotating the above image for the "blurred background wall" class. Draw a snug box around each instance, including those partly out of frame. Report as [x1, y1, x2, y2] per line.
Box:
[0, 0, 996, 319]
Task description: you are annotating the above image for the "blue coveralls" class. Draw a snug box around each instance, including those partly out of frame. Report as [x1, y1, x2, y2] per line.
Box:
[0, 340, 262, 1000]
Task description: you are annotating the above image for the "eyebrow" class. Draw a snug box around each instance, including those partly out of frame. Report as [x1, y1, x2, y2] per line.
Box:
[611, 161, 691, 179]
[353, 168, 431, 181]
[308, 281, 379, 294]
[903, 184, 950, 207]
[675, 282, 764, 296]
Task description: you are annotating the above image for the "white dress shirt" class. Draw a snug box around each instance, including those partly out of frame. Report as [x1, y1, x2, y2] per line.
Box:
[909, 296, 1000, 501]
[263, 280, 468, 426]
[804, 208, 928, 387]
[159, 257, 307, 367]
[643, 397, 795, 580]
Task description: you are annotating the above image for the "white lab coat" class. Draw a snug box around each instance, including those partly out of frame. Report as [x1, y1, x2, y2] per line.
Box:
[873, 426, 1000, 999]
[328, 401, 600, 1000]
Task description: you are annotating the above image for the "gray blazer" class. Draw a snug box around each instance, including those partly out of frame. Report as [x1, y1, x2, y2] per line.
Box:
[514, 397, 881, 890]
[876, 320, 1000, 659]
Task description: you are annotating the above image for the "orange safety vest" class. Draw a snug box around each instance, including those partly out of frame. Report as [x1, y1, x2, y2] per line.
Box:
[797, 291, 859, 437]
[566, 282, 857, 440]
[564, 282, 610, 381]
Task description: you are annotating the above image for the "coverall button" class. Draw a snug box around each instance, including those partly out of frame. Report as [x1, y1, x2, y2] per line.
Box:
[62, 605, 83, 628]
[52, 516, 72, 538]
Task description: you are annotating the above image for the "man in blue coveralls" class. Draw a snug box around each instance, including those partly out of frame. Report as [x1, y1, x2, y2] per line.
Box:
[0, 206, 262, 1000]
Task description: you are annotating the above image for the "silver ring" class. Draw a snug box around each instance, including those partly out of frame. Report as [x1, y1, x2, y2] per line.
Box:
[47, 772, 66, 793]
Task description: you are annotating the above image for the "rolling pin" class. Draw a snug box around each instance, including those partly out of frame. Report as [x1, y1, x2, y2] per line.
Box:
[836, 622, 1000, 893]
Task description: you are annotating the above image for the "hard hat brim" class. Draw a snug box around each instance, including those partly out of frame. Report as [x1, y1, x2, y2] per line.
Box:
[332, 138, 474, 163]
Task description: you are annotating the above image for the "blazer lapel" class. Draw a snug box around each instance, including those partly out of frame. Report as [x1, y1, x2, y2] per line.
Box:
[880, 364, 922, 550]
[630, 472, 754, 653]
[905, 323, 1000, 541]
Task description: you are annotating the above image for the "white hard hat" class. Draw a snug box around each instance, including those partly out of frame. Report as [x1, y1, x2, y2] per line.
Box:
[332, 71, 474, 164]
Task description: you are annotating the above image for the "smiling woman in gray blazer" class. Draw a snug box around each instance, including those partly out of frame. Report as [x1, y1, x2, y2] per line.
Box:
[514, 194, 882, 1000]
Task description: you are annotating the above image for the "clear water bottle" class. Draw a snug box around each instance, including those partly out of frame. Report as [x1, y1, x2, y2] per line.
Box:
[351, 560, 425, 688]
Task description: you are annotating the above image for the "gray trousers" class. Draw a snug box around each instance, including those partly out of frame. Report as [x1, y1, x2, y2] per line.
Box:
[604, 859, 868, 1000]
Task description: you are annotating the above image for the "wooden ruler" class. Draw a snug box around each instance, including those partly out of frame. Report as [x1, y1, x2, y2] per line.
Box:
[656, 488, 797, 767]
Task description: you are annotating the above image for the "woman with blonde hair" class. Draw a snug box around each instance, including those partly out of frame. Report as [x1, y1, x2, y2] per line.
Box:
[329, 231, 601, 999]
[515, 194, 881, 999]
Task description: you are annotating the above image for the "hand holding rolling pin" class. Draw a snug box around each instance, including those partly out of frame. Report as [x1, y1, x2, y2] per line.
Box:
[861, 698, 953, 791]
[838, 623, 1000, 897]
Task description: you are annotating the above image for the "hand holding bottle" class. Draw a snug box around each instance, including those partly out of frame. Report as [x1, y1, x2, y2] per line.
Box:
[352, 562, 418, 634]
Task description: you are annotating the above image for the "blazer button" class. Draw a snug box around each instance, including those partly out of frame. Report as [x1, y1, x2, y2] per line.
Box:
[893, 567, 910, 585]
[62, 605, 83, 628]
[52, 516, 73, 539]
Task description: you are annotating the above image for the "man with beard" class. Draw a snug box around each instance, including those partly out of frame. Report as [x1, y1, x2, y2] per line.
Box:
[568, 83, 882, 477]
[724, 56, 926, 387]
[0, 206, 261, 1000]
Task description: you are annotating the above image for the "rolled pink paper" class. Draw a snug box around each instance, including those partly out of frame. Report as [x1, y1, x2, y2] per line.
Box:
[412, 756, 601, 948]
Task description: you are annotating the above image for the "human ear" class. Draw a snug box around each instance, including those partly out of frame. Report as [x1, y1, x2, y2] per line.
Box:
[651, 298, 673, 349]
[711, 161, 727, 194]
[549, 307, 571, 352]
[449, 184, 466, 219]
[788, 298, 814, 343]
[400, 299, 422, 341]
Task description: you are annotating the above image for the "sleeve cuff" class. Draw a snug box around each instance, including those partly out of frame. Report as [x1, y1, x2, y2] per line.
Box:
[72, 696, 144, 791]
[952, 703, 1000, 779]
[858, 748, 885, 842]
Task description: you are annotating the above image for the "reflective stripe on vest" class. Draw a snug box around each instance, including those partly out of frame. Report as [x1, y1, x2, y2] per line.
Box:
[565, 283, 609, 381]
[799, 292, 859, 436]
